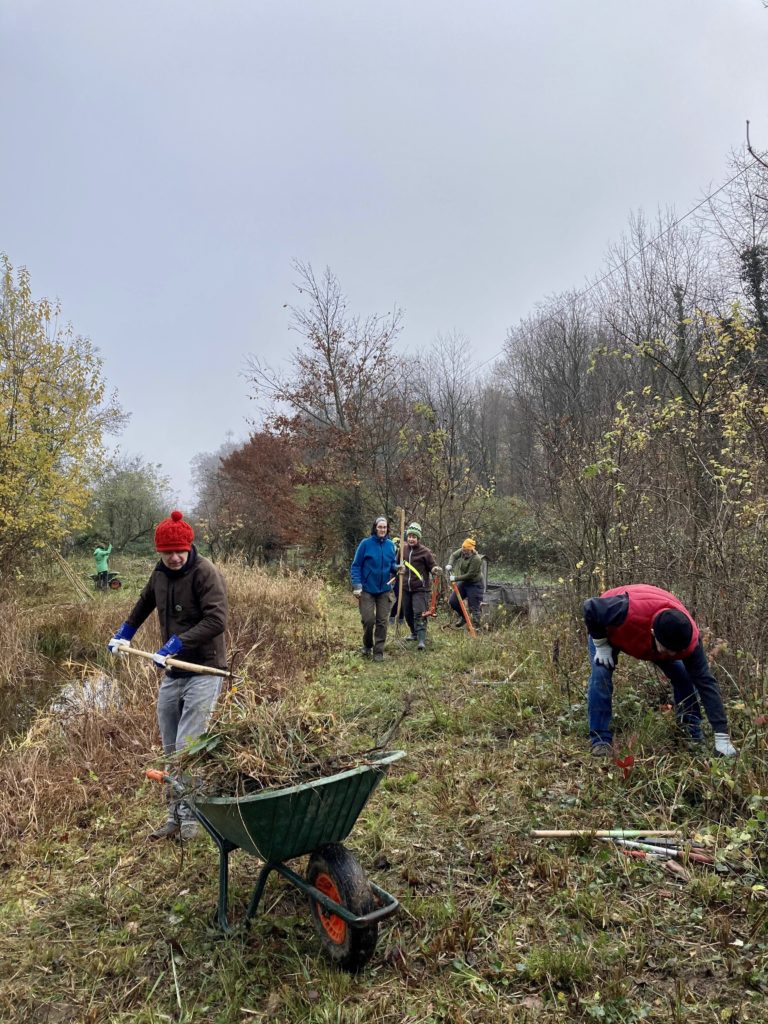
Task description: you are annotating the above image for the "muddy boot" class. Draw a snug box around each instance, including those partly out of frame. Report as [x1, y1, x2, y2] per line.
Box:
[179, 821, 200, 841]
[590, 743, 614, 759]
[148, 819, 180, 841]
[416, 625, 427, 651]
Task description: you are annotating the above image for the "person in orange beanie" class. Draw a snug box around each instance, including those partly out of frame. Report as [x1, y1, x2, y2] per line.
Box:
[445, 538, 484, 628]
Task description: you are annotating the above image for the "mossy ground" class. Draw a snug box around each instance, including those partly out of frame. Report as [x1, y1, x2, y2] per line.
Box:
[1, 577, 767, 1023]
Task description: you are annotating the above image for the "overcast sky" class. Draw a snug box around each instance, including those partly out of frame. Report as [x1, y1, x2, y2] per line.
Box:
[1, 1, 767, 505]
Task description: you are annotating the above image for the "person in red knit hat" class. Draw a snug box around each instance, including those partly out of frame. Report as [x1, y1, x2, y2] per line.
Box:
[583, 583, 737, 759]
[107, 511, 228, 841]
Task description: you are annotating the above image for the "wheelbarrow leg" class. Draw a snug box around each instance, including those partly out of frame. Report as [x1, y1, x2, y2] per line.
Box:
[199, 820, 238, 932]
[216, 845, 232, 931]
[243, 863, 277, 927]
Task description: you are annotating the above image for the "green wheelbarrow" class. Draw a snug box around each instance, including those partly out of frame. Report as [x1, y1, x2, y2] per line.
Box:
[146, 749, 405, 971]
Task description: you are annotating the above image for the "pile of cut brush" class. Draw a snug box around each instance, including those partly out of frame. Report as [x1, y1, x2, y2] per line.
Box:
[171, 684, 404, 799]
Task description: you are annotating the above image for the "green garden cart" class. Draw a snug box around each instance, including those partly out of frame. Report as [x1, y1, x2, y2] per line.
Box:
[146, 749, 405, 971]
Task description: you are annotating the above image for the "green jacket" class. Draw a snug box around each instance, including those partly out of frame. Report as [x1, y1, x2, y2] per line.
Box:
[93, 544, 112, 572]
[448, 548, 483, 585]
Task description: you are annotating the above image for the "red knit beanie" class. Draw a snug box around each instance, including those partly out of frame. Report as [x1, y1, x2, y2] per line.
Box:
[154, 510, 194, 552]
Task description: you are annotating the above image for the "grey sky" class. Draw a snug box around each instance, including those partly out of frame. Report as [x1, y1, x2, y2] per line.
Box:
[1, 1, 767, 503]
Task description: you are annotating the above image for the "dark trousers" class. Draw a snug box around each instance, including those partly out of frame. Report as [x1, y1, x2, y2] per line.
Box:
[403, 590, 429, 639]
[359, 591, 392, 655]
[587, 637, 729, 746]
[449, 581, 483, 621]
[97, 571, 109, 590]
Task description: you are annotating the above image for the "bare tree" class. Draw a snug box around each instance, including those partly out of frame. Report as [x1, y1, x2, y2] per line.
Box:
[244, 262, 404, 554]
[705, 149, 768, 343]
[191, 436, 239, 558]
[398, 332, 493, 554]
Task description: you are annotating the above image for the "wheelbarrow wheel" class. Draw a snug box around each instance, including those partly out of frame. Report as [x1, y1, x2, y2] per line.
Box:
[108, 578, 122, 589]
[307, 843, 377, 971]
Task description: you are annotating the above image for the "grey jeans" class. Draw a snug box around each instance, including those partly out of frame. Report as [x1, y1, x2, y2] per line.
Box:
[156, 672, 221, 821]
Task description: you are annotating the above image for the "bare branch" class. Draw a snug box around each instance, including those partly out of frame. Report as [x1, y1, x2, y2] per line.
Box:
[747, 120, 768, 172]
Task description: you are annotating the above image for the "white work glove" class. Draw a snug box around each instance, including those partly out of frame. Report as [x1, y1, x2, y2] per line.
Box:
[107, 637, 131, 656]
[592, 638, 615, 669]
[444, 564, 452, 573]
[714, 733, 738, 757]
[449, 574, 456, 583]
[352, 588, 362, 598]
[107, 621, 136, 655]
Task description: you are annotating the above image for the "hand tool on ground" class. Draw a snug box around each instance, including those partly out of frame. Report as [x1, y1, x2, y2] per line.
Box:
[600, 837, 717, 867]
[600, 837, 706, 857]
[614, 847, 666, 861]
[532, 829, 680, 838]
[118, 644, 231, 678]
[603, 837, 708, 854]
[450, 580, 477, 637]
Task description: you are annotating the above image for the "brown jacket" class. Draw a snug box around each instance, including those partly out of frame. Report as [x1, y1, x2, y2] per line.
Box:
[126, 547, 228, 674]
[402, 542, 436, 593]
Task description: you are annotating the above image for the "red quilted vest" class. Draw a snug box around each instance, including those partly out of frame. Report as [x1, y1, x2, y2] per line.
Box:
[602, 584, 699, 662]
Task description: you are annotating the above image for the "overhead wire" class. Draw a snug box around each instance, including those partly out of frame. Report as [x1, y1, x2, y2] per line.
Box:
[475, 155, 763, 374]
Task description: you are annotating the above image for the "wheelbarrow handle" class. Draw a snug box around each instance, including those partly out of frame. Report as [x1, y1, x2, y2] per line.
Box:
[275, 863, 400, 927]
[145, 769, 186, 796]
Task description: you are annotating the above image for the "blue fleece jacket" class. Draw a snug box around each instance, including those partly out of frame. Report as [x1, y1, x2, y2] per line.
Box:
[350, 535, 398, 595]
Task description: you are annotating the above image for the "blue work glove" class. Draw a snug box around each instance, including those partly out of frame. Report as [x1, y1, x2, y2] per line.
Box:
[107, 621, 136, 655]
[152, 634, 183, 667]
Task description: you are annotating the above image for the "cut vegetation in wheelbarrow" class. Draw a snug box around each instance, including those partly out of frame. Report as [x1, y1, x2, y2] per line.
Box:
[171, 682, 392, 796]
[147, 750, 405, 971]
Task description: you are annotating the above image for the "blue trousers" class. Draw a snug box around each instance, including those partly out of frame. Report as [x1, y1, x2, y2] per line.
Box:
[587, 637, 729, 747]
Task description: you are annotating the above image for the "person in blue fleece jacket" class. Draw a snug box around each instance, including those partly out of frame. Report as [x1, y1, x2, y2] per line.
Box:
[350, 516, 399, 662]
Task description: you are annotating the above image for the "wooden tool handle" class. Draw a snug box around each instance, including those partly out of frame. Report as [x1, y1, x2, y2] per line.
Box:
[450, 580, 478, 637]
[121, 645, 230, 678]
